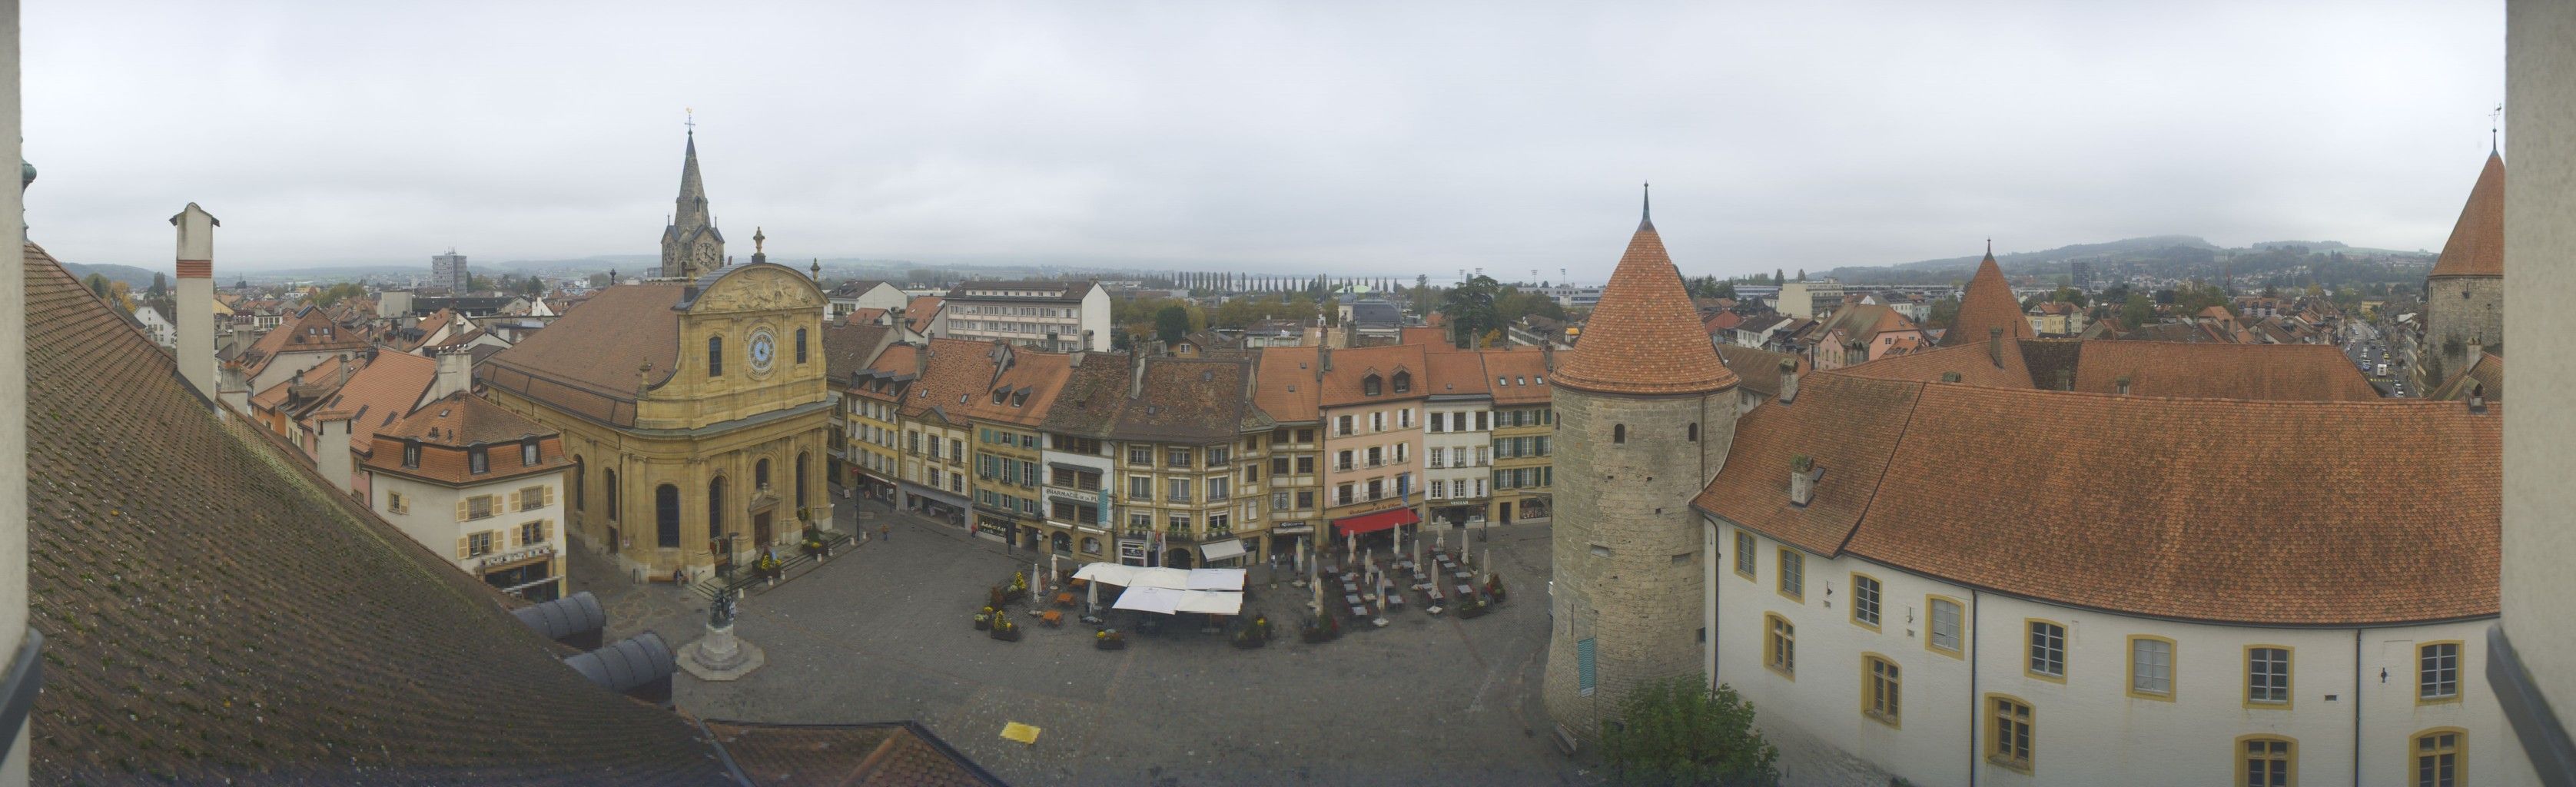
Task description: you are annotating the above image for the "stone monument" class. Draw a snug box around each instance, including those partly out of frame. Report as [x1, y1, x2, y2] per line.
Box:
[679, 589, 765, 681]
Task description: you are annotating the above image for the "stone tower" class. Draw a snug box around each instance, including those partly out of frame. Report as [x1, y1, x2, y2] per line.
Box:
[659, 127, 725, 279]
[2423, 151, 2505, 380]
[1542, 190, 1740, 737]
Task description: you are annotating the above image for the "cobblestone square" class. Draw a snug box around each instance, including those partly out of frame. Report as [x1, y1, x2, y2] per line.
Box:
[579, 500, 1597, 786]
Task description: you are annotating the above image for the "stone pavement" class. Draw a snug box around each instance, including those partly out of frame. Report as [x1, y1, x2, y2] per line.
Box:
[574, 497, 1605, 786]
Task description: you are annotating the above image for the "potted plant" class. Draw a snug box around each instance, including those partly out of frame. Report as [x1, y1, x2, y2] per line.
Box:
[1006, 571, 1031, 601]
[1300, 610, 1341, 643]
[1457, 595, 1490, 619]
[1095, 629, 1127, 650]
[989, 613, 1022, 642]
[988, 586, 1010, 610]
[1232, 616, 1270, 649]
[752, 550, 784, 581]
[802, 530, 830, 558]
[974, 606, 994, 631]
[1486, 574, 1506, 605]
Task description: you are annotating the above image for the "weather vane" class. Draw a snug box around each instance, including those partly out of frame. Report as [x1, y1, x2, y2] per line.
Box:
[686, 107, 695, 132]
[2491, 103, 2502, 150]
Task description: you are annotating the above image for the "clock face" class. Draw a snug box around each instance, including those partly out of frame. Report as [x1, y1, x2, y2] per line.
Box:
[695, 242, 720, 269]
[749, 330, 777, 373]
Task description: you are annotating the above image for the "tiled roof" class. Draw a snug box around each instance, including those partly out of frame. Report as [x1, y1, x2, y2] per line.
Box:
[234, 306, 368, 377]
[1696, 373, 2499, 625]
[2431, 352, 2504, 402]
[1715, 344, 1806, 398]
[1316, 344, 1428, 406]
[1422, 350, 1493, 397]
[2429, 151, 2505, 278]
[479, 282, 686, 427]
[305, 350, 438, 453]
[1555, 220, 1735, 395]
[363, 391, 570, 486]
[828, 279, 892, 297]
[1830, 338, 2033, 390]
[1702, 310, 1743, 334]
[1479, 347, 1555, 405]
[1037, 352, 1134, 437]
[1401, 325, 1455, 350]
[707, 721, 1007, 787]
[1941, 251, 2035, 347]
[1251, 346, 1323, 422]
[905, 296, 944, 334]
[957, 346, 1073, 429]
[1113, 356, 1261, 442]
[2060, 340, 2378, 401]
[22, 242, 736, 783]
[822, 320, 896, 382]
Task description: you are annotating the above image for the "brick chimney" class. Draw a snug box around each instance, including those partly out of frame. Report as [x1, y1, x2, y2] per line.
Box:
[1129, 350, 1149, 398]
[1788, 455, 1817, 506]
[170, 203, 219, 400]
[1987, 327, 2004, 367]
[1777, 358, 1800, 404]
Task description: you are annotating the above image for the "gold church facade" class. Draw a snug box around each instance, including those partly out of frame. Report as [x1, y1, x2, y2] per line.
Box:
[478, 131, 835, 583]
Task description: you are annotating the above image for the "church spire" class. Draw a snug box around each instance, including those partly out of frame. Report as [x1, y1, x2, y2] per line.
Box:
[1638, 181, 1653, 231]
[660, 117, 725, 278]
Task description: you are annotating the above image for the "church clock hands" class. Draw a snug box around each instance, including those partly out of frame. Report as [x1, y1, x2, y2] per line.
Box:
[748, 330, 777, 374]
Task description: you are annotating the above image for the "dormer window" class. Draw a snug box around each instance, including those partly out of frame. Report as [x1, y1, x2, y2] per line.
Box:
[468, 447, 490, 474]
[1363, 374, 1383, 397]
[401, 440, 421, 469]
[521, 437, 540, 467]
[994, 389, 1009, 404]
[1392, 371, 1412, 394]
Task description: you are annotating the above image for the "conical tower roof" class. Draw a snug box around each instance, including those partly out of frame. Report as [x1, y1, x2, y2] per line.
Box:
[676, 131, 709, 220]
[1940, 247, 2036, 347]
[1555, 196, 1736, 396]
[2429, 151, 2505, 279]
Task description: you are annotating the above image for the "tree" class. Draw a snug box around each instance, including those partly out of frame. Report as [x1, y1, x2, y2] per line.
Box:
[1924, 297, 1960, 330]
[1773, 269, 1784, 287]
[1442, 275, 1502, 346]
[1411, 274, 1434, 317]
[1598, 676, 1780, 787]
[2052, 286, 2084, 305]
[2121, 293, 2156, 327]
[1794, 268, 1804, 282]
[314, 282, 368, 307]
[1153, 304, 1192, 344]
[149, 272, 168, 299]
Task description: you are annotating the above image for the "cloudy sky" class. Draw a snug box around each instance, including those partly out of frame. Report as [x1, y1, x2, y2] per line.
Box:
[27, 1, 2502, 280]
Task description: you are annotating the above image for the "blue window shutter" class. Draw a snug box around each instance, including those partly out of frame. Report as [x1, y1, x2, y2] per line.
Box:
[1577, 637, 1598, 696]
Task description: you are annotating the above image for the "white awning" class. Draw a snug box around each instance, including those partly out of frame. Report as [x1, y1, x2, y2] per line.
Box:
[1173, 591, 1243, 616]
[1110, 586, 1185, 614]
[1199, 540, 1247, 563]
[1185, 567, 1246, 590]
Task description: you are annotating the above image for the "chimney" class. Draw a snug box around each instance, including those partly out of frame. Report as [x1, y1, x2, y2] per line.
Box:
[427, 347, 473, 402]
[1777, 358, 1800, 404]
[1319, 346, 1333, 372]
[1130, 350, 1150, 398]
[1788, 455, 1817, 506]
[2469, 384, 2488, 414]
[2054, 369, 2072, 391]
[171, 203, 220, 400]
[913, 344, 930, 379]
[1541, 344, 1555, 371]
[1082, 328, 1097, 353]
[315, 414, 357, 494]
[1987, 327, 2004, 367]
[2116, 376, 2133, 395]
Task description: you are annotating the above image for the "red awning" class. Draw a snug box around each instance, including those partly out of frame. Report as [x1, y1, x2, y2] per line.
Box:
[1331, 506, 1419, 535]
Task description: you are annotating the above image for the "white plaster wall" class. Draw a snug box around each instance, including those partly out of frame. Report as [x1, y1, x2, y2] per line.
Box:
[1713, 522, 2518, 787]
[1425, 401, 1489, 512]
[370, 472, 566, 579]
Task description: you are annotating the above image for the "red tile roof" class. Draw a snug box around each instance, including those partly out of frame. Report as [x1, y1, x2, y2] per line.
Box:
[361, 391, 570, 486]
[905, 295, 945, 334]
[1555, 220, 1735, 395]
[2061, 340, 2378, 401]
[1479, 347, 1555, 405]
[1316, 344, 1429, 407]
[305, 350, 438, 454]
[479, 282, 686, 426]
[1942, 251, 2035, 347]
[1696, 374, 2498, 625]
[1252, 346, 1323, 422]
[2429, 151, 2505, 278]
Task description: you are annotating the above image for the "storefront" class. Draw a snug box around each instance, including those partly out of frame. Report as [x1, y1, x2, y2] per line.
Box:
[477, 544, 562, 602]
[1268, 522, 1313, 568]
[853, 467, 897, 503]
[1329, 506, 1420, 553]
[905, 483, 968, 526]
[971, 505, 1021, 546]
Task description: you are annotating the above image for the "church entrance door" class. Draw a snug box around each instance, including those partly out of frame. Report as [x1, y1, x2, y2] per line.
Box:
[753, 512, 773, 550]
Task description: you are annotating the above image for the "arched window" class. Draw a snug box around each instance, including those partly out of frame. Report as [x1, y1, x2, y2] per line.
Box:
[796, 452, 810, 510]
[708, 336, 725, 377]
[756, 459, 772, 490]
[708, 477, 729, 539]
[795, 327, 808, 364]
[571, 456, 585, 511]
[606, 470, 620, 520]
[654, 483, 680, 547]
[1688, 423, 1699, 442]
[1613, 424, 1627, 444]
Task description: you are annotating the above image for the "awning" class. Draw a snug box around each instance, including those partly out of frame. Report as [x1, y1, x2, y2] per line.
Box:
[1200, 539, 1246, 563]
[1332, 506, 1419, 535]
[1108, 586, 1243, 616]
[1074, 563, 1244, 591]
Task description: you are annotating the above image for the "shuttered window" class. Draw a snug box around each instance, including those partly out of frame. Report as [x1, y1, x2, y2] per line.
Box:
[1575, 637, 1597, 696]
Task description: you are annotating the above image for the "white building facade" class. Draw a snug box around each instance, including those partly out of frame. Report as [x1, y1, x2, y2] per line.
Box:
[936, 281, 1111, 352]
[1422, 392, 1491, 527]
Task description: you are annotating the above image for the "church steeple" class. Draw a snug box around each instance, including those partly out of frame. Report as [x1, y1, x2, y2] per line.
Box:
[659, 118, 725, 278]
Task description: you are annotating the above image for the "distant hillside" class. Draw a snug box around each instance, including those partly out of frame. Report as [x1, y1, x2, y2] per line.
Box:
[1826, 234, 2430, 288]
[60, 261, 165, 289]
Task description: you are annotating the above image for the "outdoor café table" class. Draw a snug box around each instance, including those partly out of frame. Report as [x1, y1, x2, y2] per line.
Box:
[1386, 593, 1405, 609]
[1346, 593, 1363, 606]
[1456, 583, 1476, 598]
[1350, 604, 1369, 618]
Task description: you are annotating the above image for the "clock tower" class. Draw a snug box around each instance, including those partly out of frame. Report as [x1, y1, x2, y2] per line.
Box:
[659, 123, 725, 279]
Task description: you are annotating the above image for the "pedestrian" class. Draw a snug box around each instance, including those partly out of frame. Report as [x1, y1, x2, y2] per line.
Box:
[880, 524, 891, 543]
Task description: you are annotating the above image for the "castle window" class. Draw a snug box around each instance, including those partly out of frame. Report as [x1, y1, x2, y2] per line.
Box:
[402, 439, 421, 469]
[1776, 548, 1804, 600]
[2027, 620, 2067, 680]
[1733, 530, 1756, 579]
[2411, 729, 2464, 786]
[1613, 424, 1626, 443]
[655, 484, 679, 547]
[2247, 646, 2292, 707]
[2240, 736, 2294, 787]
[1864, 655, 1900, 727]
[708, 336, 725, 376]
[2128, 636, 2176, 700]
[468, 447, 490, 475]
[521, 437, 540, 467]
[1764, 613, 1795, 678]
[2418, 642, 2461, 702]
[1851, 573, 1883, 629]
[1688, 423, 1699, 442]
[1927, 596, 1965, 657]
[1987, 695, 2034, 772]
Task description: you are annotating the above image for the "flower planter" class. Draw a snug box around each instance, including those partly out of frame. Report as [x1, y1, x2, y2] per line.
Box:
[1096, 637, 1127, 650]
[1301, 628, 1334, 644]
[1233, 636, 1267, 649]
[990, 626, 1022, 642]
[1458, 603, 1491, 619]
[974, 616, 991, 631]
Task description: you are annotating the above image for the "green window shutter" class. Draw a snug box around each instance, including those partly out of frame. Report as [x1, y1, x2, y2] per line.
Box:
[1577, 637, 1597, 696]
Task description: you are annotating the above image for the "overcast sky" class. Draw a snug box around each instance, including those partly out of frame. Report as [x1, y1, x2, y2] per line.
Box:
[27, 1, 2503, 280]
